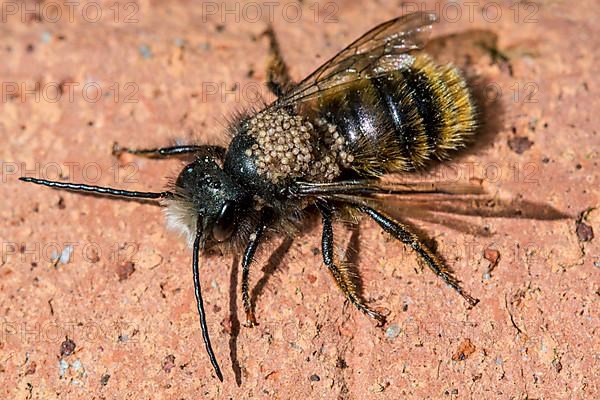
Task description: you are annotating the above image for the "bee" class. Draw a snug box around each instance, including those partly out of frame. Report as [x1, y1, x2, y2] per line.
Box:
[20, 13, 481, 381]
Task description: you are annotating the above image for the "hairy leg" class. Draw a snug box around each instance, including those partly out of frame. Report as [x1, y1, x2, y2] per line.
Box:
[318, 202, 386, 325]
[262, 25, 295, 97]
[112, 143, 226, 159]
[359, 205, 479, 307]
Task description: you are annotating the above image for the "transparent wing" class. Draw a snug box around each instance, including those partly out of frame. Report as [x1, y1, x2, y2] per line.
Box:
[296, 179, 486, 196]
[295, 179, 570, 234]
[267, 12, 438, 109]
[301, 179, 570, 221]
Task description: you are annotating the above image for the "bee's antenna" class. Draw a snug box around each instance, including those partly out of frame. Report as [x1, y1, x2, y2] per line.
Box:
[19, 177, 172, 199]
[192, 217, 223, 382]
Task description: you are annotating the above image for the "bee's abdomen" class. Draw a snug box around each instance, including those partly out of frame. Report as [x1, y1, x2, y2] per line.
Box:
[319, 54, 476, 176]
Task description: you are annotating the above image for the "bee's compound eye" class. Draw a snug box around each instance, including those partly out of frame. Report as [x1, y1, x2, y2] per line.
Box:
[212, 201, 236, 242]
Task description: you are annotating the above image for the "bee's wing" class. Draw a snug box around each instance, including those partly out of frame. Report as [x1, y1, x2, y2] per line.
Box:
[296, 179, 570, 221]
[268, 12, 437, 109]
[362, 194, 569, 236]
[381, 196, 571, 221]
[296, 179, 486, 196]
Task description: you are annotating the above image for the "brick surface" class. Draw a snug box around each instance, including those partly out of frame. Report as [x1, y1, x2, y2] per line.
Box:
[1, 1, 598, 399]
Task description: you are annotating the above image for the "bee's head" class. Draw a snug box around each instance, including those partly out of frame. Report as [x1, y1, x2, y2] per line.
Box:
[165, 154, 252, 248]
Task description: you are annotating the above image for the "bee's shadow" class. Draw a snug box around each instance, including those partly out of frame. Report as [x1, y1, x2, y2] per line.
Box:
[228, 255, 243, 386]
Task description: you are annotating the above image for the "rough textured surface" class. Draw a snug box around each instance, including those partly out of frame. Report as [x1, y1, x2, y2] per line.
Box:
[1, 1, 598, 399]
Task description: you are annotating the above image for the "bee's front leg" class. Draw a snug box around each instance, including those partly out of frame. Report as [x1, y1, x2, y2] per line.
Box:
[241, 209, 272, 327]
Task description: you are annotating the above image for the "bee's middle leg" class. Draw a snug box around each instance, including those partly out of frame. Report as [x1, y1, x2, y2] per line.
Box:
[317, 202, 386, 325]
[262, 25, 295, 97]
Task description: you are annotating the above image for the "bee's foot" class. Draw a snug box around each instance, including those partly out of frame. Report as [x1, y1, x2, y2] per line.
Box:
[244, 312, 257, 328]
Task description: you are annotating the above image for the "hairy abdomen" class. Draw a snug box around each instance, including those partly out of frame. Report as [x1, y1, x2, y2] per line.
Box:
[314, 54, 477, 176]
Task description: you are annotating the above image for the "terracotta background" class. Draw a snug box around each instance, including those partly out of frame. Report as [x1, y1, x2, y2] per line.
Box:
[1, 0, 598, 399]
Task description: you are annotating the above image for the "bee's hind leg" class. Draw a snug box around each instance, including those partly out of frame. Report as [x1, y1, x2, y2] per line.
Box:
[358, 205, 480, 307]
[317, 202, 386, 325]
[112, 144, 226, 159]
[262, 24, 295, 97]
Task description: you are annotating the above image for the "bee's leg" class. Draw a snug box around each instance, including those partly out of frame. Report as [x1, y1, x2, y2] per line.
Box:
[262, 24, 295, 97]
[358, 206, 480, 307]
[241, 209, 271, 327]
[317, 202, 386, 325]
[112, 143, 226, 159]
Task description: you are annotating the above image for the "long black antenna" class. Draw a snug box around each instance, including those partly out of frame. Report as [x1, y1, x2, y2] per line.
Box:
[19, 177, 171, 199]
[192, 218, 223, 381]
[20, 176, 224, 379]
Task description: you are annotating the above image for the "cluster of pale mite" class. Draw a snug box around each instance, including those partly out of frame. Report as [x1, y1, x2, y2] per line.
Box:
[19, 13, 478, 382]
[244, 109, 353, 183]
